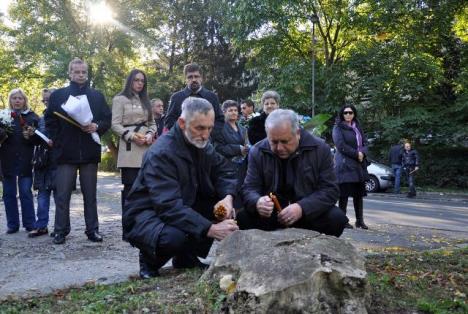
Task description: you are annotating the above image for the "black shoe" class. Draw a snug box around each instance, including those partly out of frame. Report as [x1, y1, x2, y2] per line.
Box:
[87, 231, 103, 242]
[28, 228, 49, 238]
[53, 233, 66, 244]
[25, 227, 34, 232]
[139, 253, 160, 279]
[355, 221, 369, 230]
[172, 253, 209, 270]
[6, 228, 19, 234]
[344, 222, 354, 229]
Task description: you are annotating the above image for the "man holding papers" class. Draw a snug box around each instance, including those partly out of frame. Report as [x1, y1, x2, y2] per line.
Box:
[45, 58, 111, 244]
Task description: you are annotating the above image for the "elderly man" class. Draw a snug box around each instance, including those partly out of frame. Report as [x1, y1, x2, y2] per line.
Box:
[238, 109, 347, 237]
[45, 58, 111, 244]
[164, 63, 224, 134]
[123, 97, 239, 278]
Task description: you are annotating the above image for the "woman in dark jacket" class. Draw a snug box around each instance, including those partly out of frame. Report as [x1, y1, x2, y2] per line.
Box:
[332, 104, 369, 229]
[0, 88, 39, 234]
[213, 100, 250, 209]
[247, 90, 280, 145]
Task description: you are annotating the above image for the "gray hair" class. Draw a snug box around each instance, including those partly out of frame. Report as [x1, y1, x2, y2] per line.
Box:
[265, 109, 300, 135]
[181, 97, 214, 125]
[261, 90, 280, 105]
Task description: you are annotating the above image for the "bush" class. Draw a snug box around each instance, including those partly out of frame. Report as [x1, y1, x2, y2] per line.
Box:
[99, 152, 117, 172]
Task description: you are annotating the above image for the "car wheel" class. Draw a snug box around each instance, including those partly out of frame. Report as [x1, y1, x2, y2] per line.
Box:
[365, 176, 380, 193]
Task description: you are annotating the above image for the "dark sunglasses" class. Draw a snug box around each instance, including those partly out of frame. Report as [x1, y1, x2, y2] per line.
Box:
[343, 111, 354, 115]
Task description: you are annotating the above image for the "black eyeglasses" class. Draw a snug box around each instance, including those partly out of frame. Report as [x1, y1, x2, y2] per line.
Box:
[343, 111, 354, 115]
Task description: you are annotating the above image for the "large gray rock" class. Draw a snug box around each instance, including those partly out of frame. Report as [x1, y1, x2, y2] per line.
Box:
[201, 228, 369, 313]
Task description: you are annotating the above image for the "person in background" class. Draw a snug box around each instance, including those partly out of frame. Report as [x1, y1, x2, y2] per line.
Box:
[0, 88, 39, 234]
[213, 100, 250, 209]
[111, 69, 156, 215]
[332, 104, 369, 230]
[238, 109, 347, 236]
[28, 88, 57, 237]
[388, 141, 403, 194]
[164, 63, 224, 136]
[402, 141, 420, 198]
[123, 97, 238, 278]
[248, 90, 280, 145]
[151, 98, 165, 137]
[239, 99, 255, 125]
[45, 58, 112, 244]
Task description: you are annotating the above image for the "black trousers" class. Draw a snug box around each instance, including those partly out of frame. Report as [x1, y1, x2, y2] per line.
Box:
[145, 198, 216, 266]
[237, 205, 348, 237]
[121, 168, 140, 214]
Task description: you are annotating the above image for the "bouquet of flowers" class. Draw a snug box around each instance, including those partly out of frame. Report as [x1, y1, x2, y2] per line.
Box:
[61, 95, 101, 144]
[0, 109, 14, 145]
[0, 109, 14, 133]
[298, 115, 312, 128]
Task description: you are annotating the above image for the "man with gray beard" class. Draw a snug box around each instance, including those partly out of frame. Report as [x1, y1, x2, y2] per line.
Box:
[123, 97, 239, 278]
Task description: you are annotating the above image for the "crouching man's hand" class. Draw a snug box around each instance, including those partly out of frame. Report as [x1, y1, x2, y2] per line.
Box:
[278, 203, 303, 226]
[256, 195, 274, 218]
[207, 219, 239, 241]
[214, 195, 234, 220]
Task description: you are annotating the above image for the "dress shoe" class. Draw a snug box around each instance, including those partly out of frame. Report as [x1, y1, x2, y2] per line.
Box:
[87, 231, 103, 242]
[53, 233, 66, 244]
[6, 228, 19, 234]
[139, 253, 160, 279]
[25, 227, 35, 232]
[344, 222, 354, 229]
[355, 220, 369, 230]
[172, 253, 209, 270]
[28, 228, 48, 238]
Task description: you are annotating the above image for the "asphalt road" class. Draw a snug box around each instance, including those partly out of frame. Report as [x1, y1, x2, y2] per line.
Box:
[348, 195, 468, 232]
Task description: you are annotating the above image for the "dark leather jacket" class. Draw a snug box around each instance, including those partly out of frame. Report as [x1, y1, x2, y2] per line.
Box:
[241, 129, 339, 221]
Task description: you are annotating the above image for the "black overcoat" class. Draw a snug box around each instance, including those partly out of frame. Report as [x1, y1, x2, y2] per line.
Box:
[332, 121, 369, 184]
[123, 124, 237, 256]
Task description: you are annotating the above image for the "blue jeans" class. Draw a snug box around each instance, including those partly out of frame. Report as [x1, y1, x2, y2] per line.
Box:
[391, 164, 402, 193]
[35, 189, 55, 229]
[2, 176, 35, 231]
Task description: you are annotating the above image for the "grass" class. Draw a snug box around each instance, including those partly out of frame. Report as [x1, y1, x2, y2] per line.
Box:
[1, 248, 466, 313]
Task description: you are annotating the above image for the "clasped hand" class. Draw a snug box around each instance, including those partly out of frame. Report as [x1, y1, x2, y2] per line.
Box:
[256, 195, 302, 226]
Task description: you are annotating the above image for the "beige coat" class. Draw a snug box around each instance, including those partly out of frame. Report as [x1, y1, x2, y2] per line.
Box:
[111, 94, 156, 168]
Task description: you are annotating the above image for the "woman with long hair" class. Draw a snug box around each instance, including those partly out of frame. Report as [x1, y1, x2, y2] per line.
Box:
[111, 69, 156, 212]
[332, 104, 369, 229]
[111, 69, 157, 279]
[0, 88, 39, 234]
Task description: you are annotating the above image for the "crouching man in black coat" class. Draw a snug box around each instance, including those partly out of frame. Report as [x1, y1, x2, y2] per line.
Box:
[238, 109, 348, 237]
[123, 97, 239, 279]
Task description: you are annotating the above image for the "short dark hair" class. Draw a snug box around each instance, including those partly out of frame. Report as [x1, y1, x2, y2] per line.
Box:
[241, 99, 255, 108]
[184, 63, 201, 76]
[222, 100, 239, 112]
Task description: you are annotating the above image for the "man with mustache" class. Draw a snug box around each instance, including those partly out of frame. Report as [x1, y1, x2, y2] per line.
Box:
[164, 63, 224, 136]
[123, 97, 238, 278]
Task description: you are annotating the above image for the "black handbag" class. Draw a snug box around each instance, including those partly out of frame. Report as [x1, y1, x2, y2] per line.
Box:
[32, 145, 49, 169]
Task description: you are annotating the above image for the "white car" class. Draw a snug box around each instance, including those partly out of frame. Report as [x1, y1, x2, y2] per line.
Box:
[366, 160, 394, 193]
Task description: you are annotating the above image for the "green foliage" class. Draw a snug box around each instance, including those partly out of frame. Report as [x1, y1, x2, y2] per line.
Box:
[98, 152, 117, 173]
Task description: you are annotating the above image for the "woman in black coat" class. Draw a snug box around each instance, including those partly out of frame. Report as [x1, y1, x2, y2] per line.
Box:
[247, 90, 280, 145]
[0, 88, 39, 234]
[213, 100, 250, 209]
[332, 104, 369, 229]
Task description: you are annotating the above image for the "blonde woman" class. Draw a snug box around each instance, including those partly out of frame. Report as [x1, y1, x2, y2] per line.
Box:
[0, 88, 39, 234]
